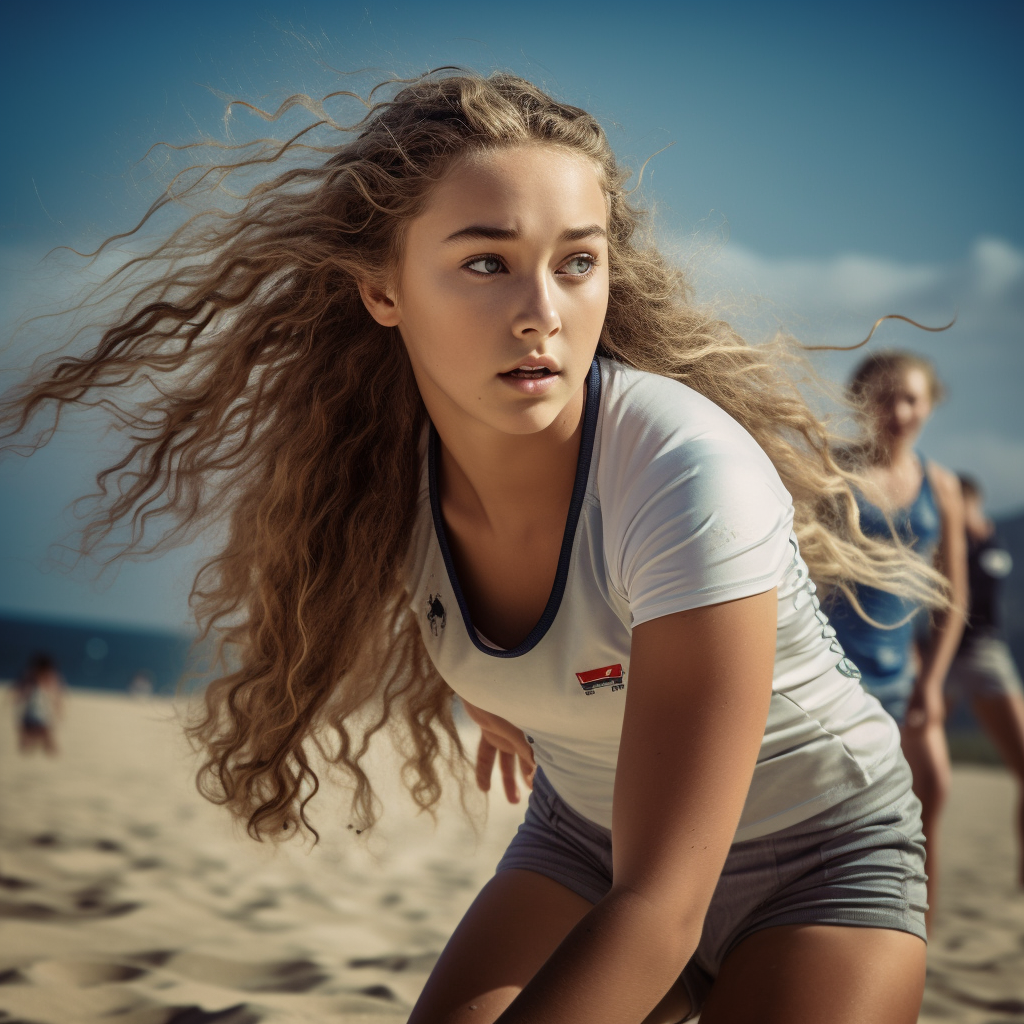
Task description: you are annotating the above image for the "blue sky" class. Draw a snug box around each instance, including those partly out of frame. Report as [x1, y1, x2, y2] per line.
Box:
[5, 1, 1022, 258]
[2, 1, 1022, 630]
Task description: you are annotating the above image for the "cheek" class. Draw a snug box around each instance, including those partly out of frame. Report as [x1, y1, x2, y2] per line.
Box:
[570, 273, 610, 330]
[408, 268, 501, 335]
[398, 271, 464, 350]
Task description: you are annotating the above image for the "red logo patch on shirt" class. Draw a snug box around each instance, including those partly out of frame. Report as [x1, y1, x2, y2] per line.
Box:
[575, 664, 625, 695]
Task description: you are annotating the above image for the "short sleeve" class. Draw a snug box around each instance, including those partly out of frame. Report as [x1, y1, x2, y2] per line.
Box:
[597, 364, 794, 627]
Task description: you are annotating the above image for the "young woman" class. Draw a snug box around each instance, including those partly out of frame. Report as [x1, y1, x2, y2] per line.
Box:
[826, 351, 968, 930]
[947, 474, 1024, 885]
[2, 73, 949, 1023]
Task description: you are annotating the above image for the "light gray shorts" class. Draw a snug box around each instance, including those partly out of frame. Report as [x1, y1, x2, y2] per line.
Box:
[496, 759, 927, 1018]
[947, 636, 1024, 702]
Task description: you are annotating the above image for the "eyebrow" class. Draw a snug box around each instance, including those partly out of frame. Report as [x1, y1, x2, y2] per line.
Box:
[442, 223, 607, 245]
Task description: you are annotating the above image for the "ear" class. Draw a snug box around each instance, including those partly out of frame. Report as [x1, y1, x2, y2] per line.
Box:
[356, 278, 401, 327]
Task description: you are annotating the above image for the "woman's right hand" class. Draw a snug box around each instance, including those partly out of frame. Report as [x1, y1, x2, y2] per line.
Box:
[461, 698, 536, 803]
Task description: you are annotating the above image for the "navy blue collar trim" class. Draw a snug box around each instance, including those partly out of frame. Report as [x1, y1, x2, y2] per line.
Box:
[427, 358, 602, 659]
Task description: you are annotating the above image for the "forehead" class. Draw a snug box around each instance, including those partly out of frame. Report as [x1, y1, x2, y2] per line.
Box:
[414, 145, 608, 236]
[899, 366, 931, 396]
[871, 364, 931, 399]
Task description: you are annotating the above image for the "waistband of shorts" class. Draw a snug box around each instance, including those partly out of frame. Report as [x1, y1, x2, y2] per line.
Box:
[744, 754, 919, 844]
[532, 752, 917, 850]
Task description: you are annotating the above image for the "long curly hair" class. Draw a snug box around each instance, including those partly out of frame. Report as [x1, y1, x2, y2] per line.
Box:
[0, 70, 949, 840]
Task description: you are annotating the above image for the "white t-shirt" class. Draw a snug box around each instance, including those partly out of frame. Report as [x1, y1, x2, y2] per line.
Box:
[404, 358, 900, 841]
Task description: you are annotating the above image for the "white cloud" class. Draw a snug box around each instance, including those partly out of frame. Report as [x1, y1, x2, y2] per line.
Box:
[698, 246, 945, 313]
[675, 234, 1024, 514]
[681, 234, 1023, 327]
[971, 237, 1024, 298]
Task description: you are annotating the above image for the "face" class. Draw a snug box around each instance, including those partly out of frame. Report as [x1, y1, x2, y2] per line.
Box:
[869, 366, 934, 446]
[361, 145, 610, 440]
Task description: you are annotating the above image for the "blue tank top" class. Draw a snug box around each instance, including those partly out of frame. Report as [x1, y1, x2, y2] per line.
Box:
[827, 460, 941, 686]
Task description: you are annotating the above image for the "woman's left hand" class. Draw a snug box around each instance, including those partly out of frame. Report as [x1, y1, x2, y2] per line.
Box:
[904, 678, 946, 731]
[461, 698, 536, 803]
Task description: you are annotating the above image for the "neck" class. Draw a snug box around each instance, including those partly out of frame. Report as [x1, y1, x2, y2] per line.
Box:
[433, 385, 587, 533]
[871, 433, 917, 469]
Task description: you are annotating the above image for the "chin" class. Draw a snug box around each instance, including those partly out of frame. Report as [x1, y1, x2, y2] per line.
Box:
[493, 408, 563, 436]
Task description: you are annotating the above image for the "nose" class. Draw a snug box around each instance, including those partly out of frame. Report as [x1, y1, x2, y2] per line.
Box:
[893, 399, 914, 427]
[511, 272, 561, 341]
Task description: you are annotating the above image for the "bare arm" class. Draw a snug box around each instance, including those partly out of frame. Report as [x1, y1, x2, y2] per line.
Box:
[493, 589, 777, 1024]
[49, 674, 67, 719]
[907, 464, 967, 728]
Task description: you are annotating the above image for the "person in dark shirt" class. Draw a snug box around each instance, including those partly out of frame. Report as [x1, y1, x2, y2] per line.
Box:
[947, 475, 1024, 885]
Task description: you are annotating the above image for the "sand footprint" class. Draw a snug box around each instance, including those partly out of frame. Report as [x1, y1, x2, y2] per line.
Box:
[28, 959, 147, 988]
[5, 957, 264, 1024]
[0, 874, 34, 892]
[336, 951, 445, 1007]
[2, 958, 150, 1022]
[348, 952, 439, 974]
[926, 968, 1024, 1016]
[156, 952, 328, 994]
[0, 832, 140, 922]
[121, 951, 407, 1017]
[0, 884, 139, 922]
[130, 1005, 262, 1024]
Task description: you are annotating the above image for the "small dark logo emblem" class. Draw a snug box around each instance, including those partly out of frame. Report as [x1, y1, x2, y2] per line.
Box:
[427, 593, 447, 636]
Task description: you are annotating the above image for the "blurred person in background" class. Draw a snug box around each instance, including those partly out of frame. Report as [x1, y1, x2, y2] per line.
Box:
[947, 474, 1024, 885]
[13, 653, 65, 755]
[827, 351, 967, 929]
[128, 671, 155, 697]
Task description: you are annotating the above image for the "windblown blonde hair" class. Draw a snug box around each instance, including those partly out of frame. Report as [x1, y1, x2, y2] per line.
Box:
[0, 70, 949, 840]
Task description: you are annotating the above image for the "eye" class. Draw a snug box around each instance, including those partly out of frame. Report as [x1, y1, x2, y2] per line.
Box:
[464, 256, 505, 275]
[560, 255, 596, 277]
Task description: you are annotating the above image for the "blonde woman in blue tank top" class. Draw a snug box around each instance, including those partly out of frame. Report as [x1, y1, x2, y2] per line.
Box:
[828, 351, 968, 931]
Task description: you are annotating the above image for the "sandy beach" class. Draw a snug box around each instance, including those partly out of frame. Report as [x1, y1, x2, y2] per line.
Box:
[1, 690, 1021, 1023]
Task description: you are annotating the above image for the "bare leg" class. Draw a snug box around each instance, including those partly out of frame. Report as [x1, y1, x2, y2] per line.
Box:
[408, 872, 925, 1023]
[699, 924, 926, 1024]
[40, 727, 57, 756]
[971, 692, 1024, 885]
[901, 720, 950, 931]
[408, 865, 692, 1024]
[411, 870, 584, 1023]
[18, 729, 41, 754]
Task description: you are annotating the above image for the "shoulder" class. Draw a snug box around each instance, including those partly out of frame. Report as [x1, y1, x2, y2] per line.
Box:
[595, 360, 794, 618]
[924, 460, 964, 519]
[596, 358, 789, 500]
[599, 357, 747, 431]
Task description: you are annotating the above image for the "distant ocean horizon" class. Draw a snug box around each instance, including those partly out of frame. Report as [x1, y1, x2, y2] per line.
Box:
[0, 611, 196, 695]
